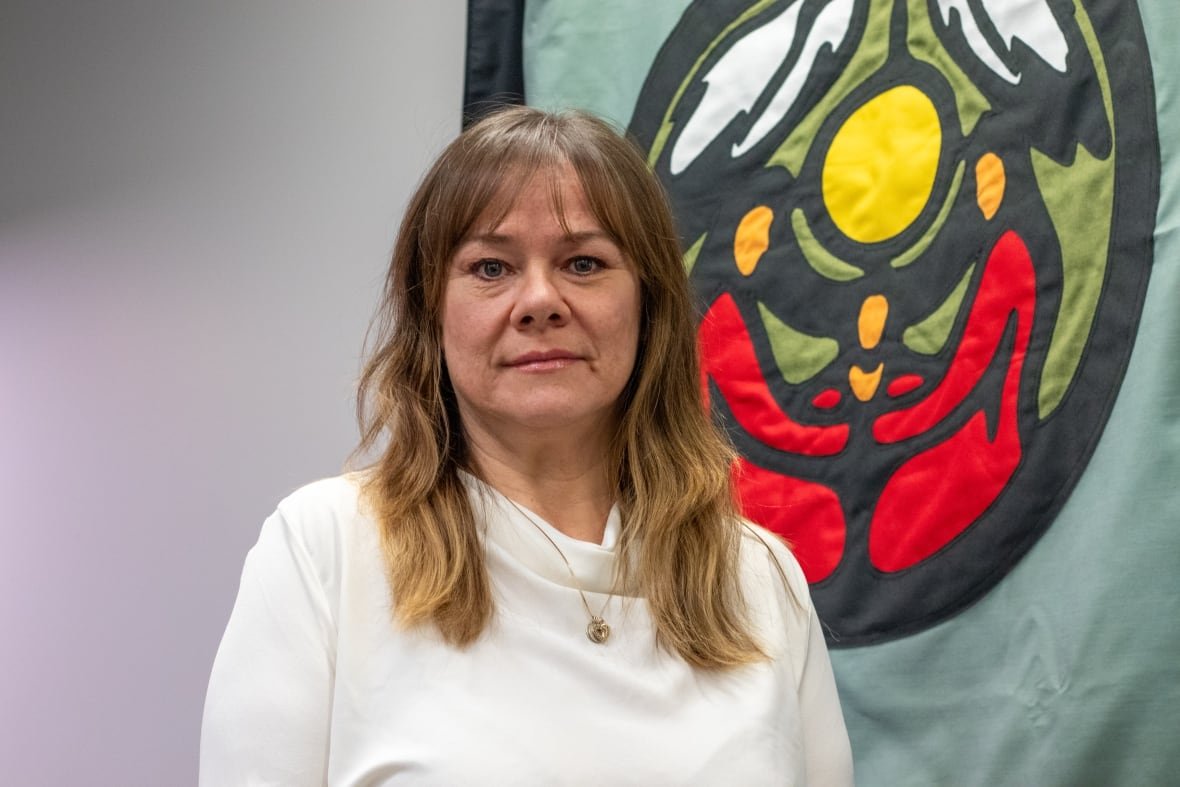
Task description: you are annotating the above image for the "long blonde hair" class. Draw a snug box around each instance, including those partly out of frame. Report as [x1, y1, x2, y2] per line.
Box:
[355, 106, 763, 668]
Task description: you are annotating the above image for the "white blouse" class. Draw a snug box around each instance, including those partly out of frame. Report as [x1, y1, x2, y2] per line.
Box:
[200, 474, 853, 786]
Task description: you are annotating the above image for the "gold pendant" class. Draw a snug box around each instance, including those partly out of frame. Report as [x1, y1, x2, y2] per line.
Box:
[587, 616, 610, 644]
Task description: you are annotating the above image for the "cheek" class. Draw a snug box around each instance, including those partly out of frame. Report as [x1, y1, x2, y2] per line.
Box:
[441, 307, 484, 357]
[441, 316, 500, 403]
[609, 303, 643, 380]
[624, 292, 643, 352]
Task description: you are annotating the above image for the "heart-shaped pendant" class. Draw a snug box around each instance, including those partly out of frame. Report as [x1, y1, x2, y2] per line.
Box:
[587, 617, 610, 644]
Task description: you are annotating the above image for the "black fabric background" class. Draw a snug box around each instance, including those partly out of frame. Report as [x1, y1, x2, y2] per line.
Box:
[463, 0, 526, 126]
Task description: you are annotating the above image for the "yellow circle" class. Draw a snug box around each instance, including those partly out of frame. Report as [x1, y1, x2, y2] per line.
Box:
[823, 85, 941, 244]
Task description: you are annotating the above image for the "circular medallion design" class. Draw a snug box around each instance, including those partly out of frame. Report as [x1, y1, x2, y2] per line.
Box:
[629, 0, 1158, 644]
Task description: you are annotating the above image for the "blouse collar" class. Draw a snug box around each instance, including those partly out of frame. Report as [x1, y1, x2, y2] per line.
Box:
[462, 471, 621, 595]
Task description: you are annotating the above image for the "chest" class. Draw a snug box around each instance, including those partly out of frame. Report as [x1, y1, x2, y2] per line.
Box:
[322, 555, 805, 786]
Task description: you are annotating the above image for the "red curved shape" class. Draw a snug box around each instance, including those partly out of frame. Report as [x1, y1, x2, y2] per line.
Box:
[868, 231, 1034, 571]
[875, 231, 1034, 444]
[734, 458, 846, 583]
[886, 374, 924, 398]
[699, 293, 849, 456]
[812, 388, 842, 409]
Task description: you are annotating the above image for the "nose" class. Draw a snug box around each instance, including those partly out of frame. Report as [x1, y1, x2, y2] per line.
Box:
[511, 266, 570, 328]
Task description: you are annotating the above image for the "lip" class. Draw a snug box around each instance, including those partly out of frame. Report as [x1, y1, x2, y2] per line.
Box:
[506, 349, 583, 370]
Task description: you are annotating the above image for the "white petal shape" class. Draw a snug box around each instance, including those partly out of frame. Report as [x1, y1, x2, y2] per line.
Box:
[937, 0, 1021, 83]
[670, 1, 804, 176]
[979, 0, 1068, 73]
[733, 0, 855, 157]
[936, 0, 1069, 85]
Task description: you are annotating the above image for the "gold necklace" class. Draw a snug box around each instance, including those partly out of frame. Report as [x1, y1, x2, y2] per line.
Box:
[501, 495, 614, 644]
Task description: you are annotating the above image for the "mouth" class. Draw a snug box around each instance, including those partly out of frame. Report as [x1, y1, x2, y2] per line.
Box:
[506, 350, 583, 371]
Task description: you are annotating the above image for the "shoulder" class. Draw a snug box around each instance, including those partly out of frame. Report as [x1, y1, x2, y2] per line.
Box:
[736, 521, 819, 663]
[737, 521, 812, 612]
[248, 473, 373, 592]
[273, 473, 365, 529]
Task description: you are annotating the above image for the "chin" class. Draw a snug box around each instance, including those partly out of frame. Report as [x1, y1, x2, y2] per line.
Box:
[495, 398, 617, 433]
[515, 410, 611, 432]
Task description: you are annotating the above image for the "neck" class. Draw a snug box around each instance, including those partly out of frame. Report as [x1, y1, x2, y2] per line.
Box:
[463, 420, 616, 543]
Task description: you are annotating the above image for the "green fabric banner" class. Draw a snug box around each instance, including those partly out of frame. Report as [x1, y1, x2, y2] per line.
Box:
[473, 0, 1180, 781]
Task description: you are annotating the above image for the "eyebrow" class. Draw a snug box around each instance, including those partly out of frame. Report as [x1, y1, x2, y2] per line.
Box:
[461, 229, 618, 246]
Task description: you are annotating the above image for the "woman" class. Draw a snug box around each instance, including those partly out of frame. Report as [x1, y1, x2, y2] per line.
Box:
[200, 106, 853, 785]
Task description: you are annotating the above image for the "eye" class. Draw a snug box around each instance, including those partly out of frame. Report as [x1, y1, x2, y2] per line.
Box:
[569, 256, 602, 275]
[474, 259, 506, 279]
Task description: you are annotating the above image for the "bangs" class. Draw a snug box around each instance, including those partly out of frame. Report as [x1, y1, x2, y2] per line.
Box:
[439, 120, 573, 247]
[473, 162, 627, 247]
[438, 114, 639, 249]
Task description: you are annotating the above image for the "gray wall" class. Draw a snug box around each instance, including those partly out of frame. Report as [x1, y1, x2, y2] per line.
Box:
[0, 3, 465, 783]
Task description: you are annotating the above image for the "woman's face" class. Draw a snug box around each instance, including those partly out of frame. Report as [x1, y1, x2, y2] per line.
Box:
[441, 165, 642, 441]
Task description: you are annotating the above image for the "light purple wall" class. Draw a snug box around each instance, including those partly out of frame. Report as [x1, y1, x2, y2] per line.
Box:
[0, 3, 465, 782]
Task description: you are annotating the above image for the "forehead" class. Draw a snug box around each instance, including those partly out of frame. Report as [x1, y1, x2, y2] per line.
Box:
[469, 163, 605, 237]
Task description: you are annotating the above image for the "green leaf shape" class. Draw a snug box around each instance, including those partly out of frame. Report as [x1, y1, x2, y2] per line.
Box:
[1034, 4, 1116, 419]
[903, 263, 976, 356]
[891, 161, 965, 269]
[791, 207, 865, 281]
[683, 233, 706, 275]
[759, 301, 840, 384]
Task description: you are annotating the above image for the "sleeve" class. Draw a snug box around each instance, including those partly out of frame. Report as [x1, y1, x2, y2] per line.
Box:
[758, 532, 855, 787]
[795, 597, 855, 787]
[199, 507, 338, 787]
